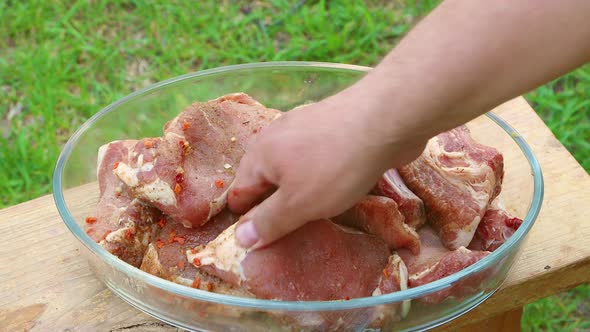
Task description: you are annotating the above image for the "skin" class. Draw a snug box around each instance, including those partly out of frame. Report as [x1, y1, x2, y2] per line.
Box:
[228, 0, 590, 249]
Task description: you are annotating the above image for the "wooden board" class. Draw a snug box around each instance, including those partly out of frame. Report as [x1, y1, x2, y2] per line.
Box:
[0, 97, 589, 331]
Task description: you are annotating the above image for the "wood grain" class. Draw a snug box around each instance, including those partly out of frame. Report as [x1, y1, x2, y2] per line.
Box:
[0, 97, 588, 331]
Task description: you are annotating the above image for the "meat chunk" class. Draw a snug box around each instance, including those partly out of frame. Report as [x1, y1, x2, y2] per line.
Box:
[187, 219, 393, 301]
[397, 226, 449, 274]
[372, 169, 426, 228]
[187, 220, 411, 330]
[140, 211, 251, 296]
[86, 140, 162, 267]
[399, 125, 504, 249]
[333, 195, 421, 254]
[114, 93, 281, 228]
[408, 248, 489, 304]
[398, 226, 490, 304]
[371, 254, 411, 326]
[469, 205, 523, 251]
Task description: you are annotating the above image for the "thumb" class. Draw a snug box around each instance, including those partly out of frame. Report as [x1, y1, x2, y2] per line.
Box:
[235, 189, 311, 249]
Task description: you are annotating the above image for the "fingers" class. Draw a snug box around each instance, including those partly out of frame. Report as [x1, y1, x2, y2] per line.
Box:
[227, 153, 275, 214]
[235, 189, 311, 249]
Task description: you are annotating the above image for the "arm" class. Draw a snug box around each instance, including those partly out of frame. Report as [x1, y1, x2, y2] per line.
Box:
[230, 0, 590, 249]
[352, 0, 590, 146]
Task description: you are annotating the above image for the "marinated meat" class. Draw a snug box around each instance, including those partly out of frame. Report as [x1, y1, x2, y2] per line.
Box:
[187, 219, 404, 301]
[398, 226, 490, 304]
[372, 169, 426, 228]
[333, 195, 421, 254]
[90, 93, 519, 327]
[86, 140, 162, 267]
[140, 211, 251, 296]
[114, 93, 281, 228]
[399, 125, 504, 250]
[408, 248, 490, 304]
[397, 226, 449, 274]
[371, 254, 411, 325]
[469, 203, 523, 252]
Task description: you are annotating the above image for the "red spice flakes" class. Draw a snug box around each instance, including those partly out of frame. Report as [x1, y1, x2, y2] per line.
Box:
[206, 282, 214, 292]
[382, 268, 390, 278]
[175, 172, 184, 184]
[124, 228, 134, 240]
[182, 121, 190, 130]
[114, 190, 122, 198]
[174, 183, 182, 194]
[215, 179, 224, 188]
[113, 161, 119, 170]
[85, 228, 95, 235]
[158, 216, 167, 229]
[179, 140, 190, 157]
[192, 277, 201, 289]
[193, 257, 202, 267]
[156, 240, 165, 249]
[144, 140, 154, 148]
[85, 216, 97, 224]
[177, 261, 185, 269]
[166, 231, 177, 244]
[173, 237, 186, 245]
[344, 296, 350, 301]
[230, 189, 239, 197]
[190, 248, 198, 254]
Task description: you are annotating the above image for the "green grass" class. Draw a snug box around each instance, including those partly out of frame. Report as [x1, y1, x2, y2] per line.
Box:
[0, 1, 588, 330]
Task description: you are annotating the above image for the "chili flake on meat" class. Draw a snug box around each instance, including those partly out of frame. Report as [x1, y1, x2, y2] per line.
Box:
[158, 216, 167, 228]
[192, 277, 201, 289]
[215, 179, 224, 188]
[85, 216, 97, 224]
[193, 257, 202, 267]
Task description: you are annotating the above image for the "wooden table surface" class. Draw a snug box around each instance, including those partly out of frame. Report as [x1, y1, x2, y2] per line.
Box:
[0, 97, 589, 332]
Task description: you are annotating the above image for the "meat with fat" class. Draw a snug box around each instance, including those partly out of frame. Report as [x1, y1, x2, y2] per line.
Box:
[372, 169, 426, 228]
[86, 140, 162, 267]
[186, 219, 402, 301]
[399, 125, 504, 250]
[469, 202, 523, 252]
[333, 195, 421, 254]
[114, 93, 281, 228]
[398, 226, 490, 304]
[140, 210, 251, 296]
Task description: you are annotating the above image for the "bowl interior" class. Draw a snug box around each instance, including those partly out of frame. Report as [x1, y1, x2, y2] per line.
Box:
[54, 62, 543, 323]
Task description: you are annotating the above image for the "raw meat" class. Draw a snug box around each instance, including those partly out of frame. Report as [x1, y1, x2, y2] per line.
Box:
[398, 226, 490, 304]
[408, 247, 489, 304]
[469, 204, 523, 251]
[86, 140, 162, 267]
[187, 219, 403, 301]
[333, 195, 421, 254]
[399, 125, 504, 250]
[371, 254, 411, 325]
[114, 93, 281, 228]
[140, 210, 249, 296]
[397, 226, 450, 274]
[89, 93, 518, 329]
[372, 169, 426, 228]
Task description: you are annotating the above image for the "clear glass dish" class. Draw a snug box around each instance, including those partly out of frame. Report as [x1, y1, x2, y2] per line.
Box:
[53, 62, 544, 331]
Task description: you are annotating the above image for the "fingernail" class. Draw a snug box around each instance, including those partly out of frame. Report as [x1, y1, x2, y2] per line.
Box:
[236, 220, 259, 248]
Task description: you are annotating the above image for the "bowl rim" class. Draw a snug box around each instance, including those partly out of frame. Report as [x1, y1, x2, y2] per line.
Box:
[53, 61, 544, 311]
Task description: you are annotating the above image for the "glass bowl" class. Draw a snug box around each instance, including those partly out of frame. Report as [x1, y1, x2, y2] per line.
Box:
[53, 62, 543, 331]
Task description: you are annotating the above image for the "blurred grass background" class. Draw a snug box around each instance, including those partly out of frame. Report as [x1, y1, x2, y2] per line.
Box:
[0, 1, 588, 330]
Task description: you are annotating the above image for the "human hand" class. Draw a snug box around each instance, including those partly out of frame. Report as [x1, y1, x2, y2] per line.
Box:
[227, 93, 427, 249]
